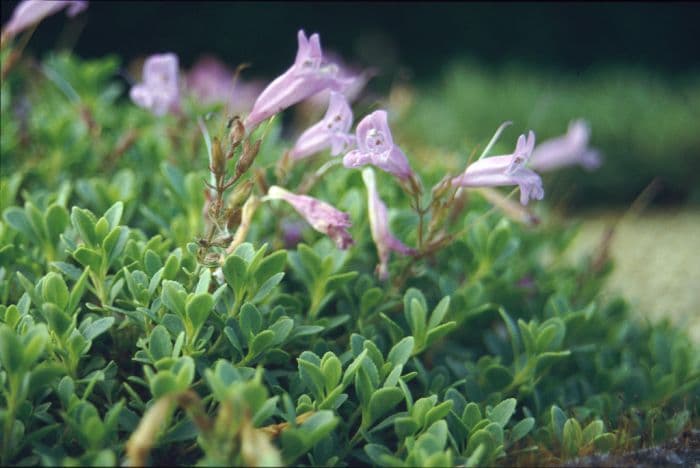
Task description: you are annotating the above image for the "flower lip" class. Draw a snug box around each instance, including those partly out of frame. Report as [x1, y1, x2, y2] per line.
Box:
[342, 110, 412, 180]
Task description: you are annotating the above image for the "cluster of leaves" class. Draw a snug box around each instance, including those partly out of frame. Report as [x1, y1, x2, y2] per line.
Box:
[1, 51, 698, 467]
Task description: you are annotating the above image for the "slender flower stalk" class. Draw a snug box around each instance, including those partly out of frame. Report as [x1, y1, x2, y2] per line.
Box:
[290, 91, 355, 160]
[265, 186, 353, 249]
[130, 53, 180, 116]
[1, 0, 87, 41]
[362, 169, 415, 280]
[452, 131, 544, 205]
[244, 30, 354, 130]
[528, 119, 602, 171]
[343, 110, 413, 181]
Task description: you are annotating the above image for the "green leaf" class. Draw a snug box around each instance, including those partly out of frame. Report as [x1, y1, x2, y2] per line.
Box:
[103, 201, 124, 229]
[22, 324, 49, 368]
[253, 250, 287, 285]
[223, 254, 247, 290]
[45, 204, 69, 242]
[488, 398, 517, 427]
[81, 317, 114, 341]
[251, 272, 284, 304]
[73, 247, 102, 272]
[58, 376, 75, 408]
[298, 358, 325, 401]
[161, 280, 187, 317]
[551, 405, 567, 443]
[248, 330, 275, 359]
[428, 296, 451, 329]
[71, 206, 98, 247]
[42, 272, 69, 309]
[425, 321, 456, 347]
[562, 418, 583, 458]
[394, 416, 420, 439]
[387, 336, 415, 368]
[366, 387, 404, 427]
[593, 433, 616, 453]
[425, 400, 453, 428]
[509, 417, 535, 443]
[462, 402, 482, 431]
[185, 293, 214, 331]
[407, 297, 427, 343]
[239, 303, 262, 338]
[150, 371, 179, 398]
[582, 420, 604, 445]
[144, 250, 163, 277]
[466, 429, 496, 460]
[149, 325, 172, 361]
[4, 207, 41, 245]
[483, 364, 513, 392]
[67, 268, 90, 314]
[43, 303, 73, 338]
[103, 226, 129, 267]
[320, 352, 342, 393]
[0, 326, 20, 373]
[269, 317, 293, 345]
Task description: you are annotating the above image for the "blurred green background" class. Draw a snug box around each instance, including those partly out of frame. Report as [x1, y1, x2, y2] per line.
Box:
[2, 1, 699, 207]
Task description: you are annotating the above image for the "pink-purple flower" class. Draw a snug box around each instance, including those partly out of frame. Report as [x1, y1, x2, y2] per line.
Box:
[342, 110, 413, 180]
[265, 186, 353, 249]
[452, 131, 544, 205]
[289, 91, 355, 160]
[129, 53, 180, 116]
[244, 30, 354, 130]
[186, 56, 264, 116]
[2, 0, 87, 40]
[362, 169, 415, 280]
[528, 119, 602, 172]
[306, 51, 375, 109]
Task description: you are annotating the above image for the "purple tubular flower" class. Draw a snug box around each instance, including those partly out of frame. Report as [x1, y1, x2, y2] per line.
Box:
[266, 186, 354, 249]
[244, 30, 355, 130]
[2, 0, 87, 40]
[342, 110, 413, 180]
[452, 131, 544, 205]
[129, 53, 180, 116]
[362, 169, 415, 280]
[289, 91, 355, 160]
[529, 120, 602, 172]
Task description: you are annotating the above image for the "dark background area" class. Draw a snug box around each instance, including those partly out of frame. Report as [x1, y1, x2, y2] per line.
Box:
[2, 1, 699, 81]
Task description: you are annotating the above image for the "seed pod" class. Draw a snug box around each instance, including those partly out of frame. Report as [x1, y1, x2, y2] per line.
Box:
[235, 139, 261, 177]
[228, 116, 245, 148]
[211, 137, 226, 180]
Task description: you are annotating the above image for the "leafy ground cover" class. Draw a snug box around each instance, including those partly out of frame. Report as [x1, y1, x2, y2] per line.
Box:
[1, 26, 699, 468]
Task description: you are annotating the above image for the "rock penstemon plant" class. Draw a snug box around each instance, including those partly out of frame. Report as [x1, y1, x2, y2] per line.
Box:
[1, 16, 698, 468]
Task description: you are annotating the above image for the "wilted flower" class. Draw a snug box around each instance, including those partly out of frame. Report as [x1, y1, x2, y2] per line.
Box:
[343, 110, 413, 180]
[529, 119, 602, 171]
[186, 56, 264, 116]
[2, 0, 87, 40]
[362, 169, 415, 280]
[289, 91, 355, 160]
[265, 186, 353, 249]
[244, 30, 354, 130]
[130, 53, 180, 116]
[452, 131, 544, 205]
